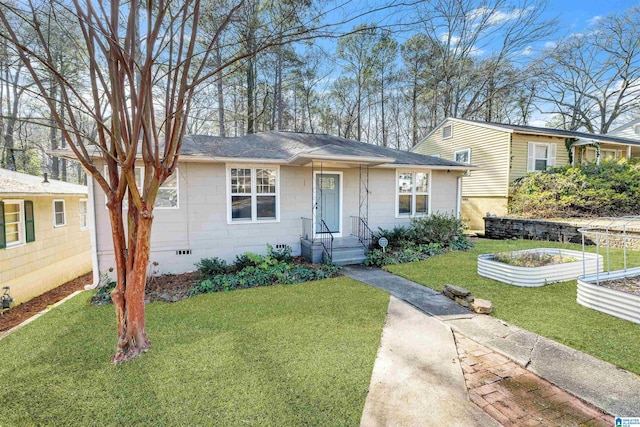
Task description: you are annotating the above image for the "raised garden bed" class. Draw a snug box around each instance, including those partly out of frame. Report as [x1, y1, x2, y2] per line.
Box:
[478, 248, 602, 287]
[577, 267, 640, 324]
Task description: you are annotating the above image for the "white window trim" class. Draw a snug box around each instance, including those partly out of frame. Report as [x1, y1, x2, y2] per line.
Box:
[395, 170, 432, 219]
[454, 148, 471, 164]
[226, 164, 280, 225]
[4, 199, 25, 248]
[102, 166, 179, 210]
[527, 142, 556, 172]
[442, 124, 453, 140]
[79, 198, 89, 230]
[53, 199, 66, 227]
[312, 170, 344, 238]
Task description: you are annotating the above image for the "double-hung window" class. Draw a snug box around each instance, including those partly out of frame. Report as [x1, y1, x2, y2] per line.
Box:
[53, 199, 66, 227]
[103, 166, 178, 209]
[527, 142, 556, 172]
[397, 171, 430, 217]
[0, 200, 35, 248]
[79, 199, 88, 229]
[229, 167, 278, 222]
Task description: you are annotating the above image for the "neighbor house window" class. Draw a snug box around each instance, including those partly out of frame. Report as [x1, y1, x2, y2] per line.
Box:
[79, 199, 88, 229]
[53, 199, 66, 227]
[527, 142, 556, 172]
[229, 166, 278, 222]
[1, 200, 35, 249]
[442, 125, 453, 139]
[397, 171, 430, 217]
[454, 148, 471, 164]
[600, 149, 617, 161]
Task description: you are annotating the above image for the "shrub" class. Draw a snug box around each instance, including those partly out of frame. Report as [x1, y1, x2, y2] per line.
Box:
[509, 160, 640, 218]
[189, 248, 340, 295]
[234, 252, 266, 270]
[266, 243, 293, 263]
[194, 257, 228, 278]
[365, 243, 444, 267]
[410, 213, 465, 246]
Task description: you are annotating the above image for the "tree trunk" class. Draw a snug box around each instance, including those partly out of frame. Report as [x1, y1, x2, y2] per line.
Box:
[215, 44, 226, 137]
[109, 203, 153, 364]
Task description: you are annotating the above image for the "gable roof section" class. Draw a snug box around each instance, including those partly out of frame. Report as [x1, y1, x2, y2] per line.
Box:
[0, 168, 87, 197]
[416, 118, 640, 148]
[179, 131, 470, 168]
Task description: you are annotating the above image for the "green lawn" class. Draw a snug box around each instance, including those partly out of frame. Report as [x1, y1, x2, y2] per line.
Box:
[386, 239, 640, 375]
[0, 278, 388, 426]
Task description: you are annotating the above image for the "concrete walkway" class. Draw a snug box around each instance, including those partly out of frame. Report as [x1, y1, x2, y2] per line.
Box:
[343, 265, 640, 418]
[361, 296, 499, 427]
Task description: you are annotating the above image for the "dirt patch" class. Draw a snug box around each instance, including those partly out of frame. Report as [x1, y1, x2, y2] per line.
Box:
[145, 272, 200, 303]
[599, 275, 640, 296]
[0, 272, 93, 333]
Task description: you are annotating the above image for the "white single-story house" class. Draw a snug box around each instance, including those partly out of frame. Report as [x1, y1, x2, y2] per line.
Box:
[0, 168, 92, 305]
[59, 131, 472, 281]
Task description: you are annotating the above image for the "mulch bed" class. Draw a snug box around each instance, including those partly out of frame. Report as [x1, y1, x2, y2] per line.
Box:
[599, 275, 640, 296]
[144, 272, 199, 303]
[0, 272, 93, 333]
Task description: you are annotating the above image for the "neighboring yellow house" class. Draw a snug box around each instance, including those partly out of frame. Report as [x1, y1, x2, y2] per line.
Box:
[413, 118, 640, 230]
[0, 168, 92, 306]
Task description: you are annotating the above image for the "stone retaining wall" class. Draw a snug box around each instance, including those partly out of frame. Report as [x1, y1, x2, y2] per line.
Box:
[484, 217, 640, 249]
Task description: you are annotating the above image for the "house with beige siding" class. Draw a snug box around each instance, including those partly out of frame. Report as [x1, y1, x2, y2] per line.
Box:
[73, 131, 471, 278]
[0, 169, 92, 306]
[413, 118, 640, 230]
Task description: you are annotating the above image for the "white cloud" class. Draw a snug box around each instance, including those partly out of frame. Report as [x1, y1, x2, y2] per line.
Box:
[587, 15, 602, 26]
[439, 32, 461, 46]
[544, 41, 557, 49]
[469, 6, 529, 27]
[522, 45, 534, 56]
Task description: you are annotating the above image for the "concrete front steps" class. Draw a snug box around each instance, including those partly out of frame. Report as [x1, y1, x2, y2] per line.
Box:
[331, 236, 367, 266]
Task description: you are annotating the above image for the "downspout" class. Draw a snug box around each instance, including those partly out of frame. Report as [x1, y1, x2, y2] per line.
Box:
[86, 175, 100, 289]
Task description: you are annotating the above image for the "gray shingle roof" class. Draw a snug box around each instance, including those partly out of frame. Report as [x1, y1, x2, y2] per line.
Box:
[445, 118, 640, 146]
[0, 168, 87, 196]
[181, 131, 467, 167]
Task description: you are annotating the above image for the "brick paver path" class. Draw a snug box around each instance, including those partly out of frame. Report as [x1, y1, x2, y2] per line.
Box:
[455, 332, 614, 427]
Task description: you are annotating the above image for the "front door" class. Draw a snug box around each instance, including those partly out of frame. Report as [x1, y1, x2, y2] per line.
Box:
[315, 173, 340, 234]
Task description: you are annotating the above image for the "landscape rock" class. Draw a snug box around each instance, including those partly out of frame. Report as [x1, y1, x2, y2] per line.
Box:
[443, 284, 472, 299]
[470, 298, 494, 314]
[454, 297, 471, 308]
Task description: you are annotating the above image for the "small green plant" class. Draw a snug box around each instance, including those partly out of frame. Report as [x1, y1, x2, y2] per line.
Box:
[195, 257, 228, 278]
[91, 272, 117, 306]
[189, 246, 340, 295]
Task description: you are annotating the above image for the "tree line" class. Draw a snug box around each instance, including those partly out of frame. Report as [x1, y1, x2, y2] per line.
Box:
[1, 0, 639, 182]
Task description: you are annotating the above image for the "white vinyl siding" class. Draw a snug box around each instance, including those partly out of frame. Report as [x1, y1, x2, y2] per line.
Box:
[396, 170, 430, 217]
[53, 199, 66, 227]
[527, 142, 556, 172]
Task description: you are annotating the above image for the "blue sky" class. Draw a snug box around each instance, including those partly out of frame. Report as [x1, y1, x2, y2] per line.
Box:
[549, 0, 639, 33]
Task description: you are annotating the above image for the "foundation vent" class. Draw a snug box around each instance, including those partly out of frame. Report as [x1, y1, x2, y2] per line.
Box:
[176, 249, 192, 255]
[275, 244, 288, 249]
